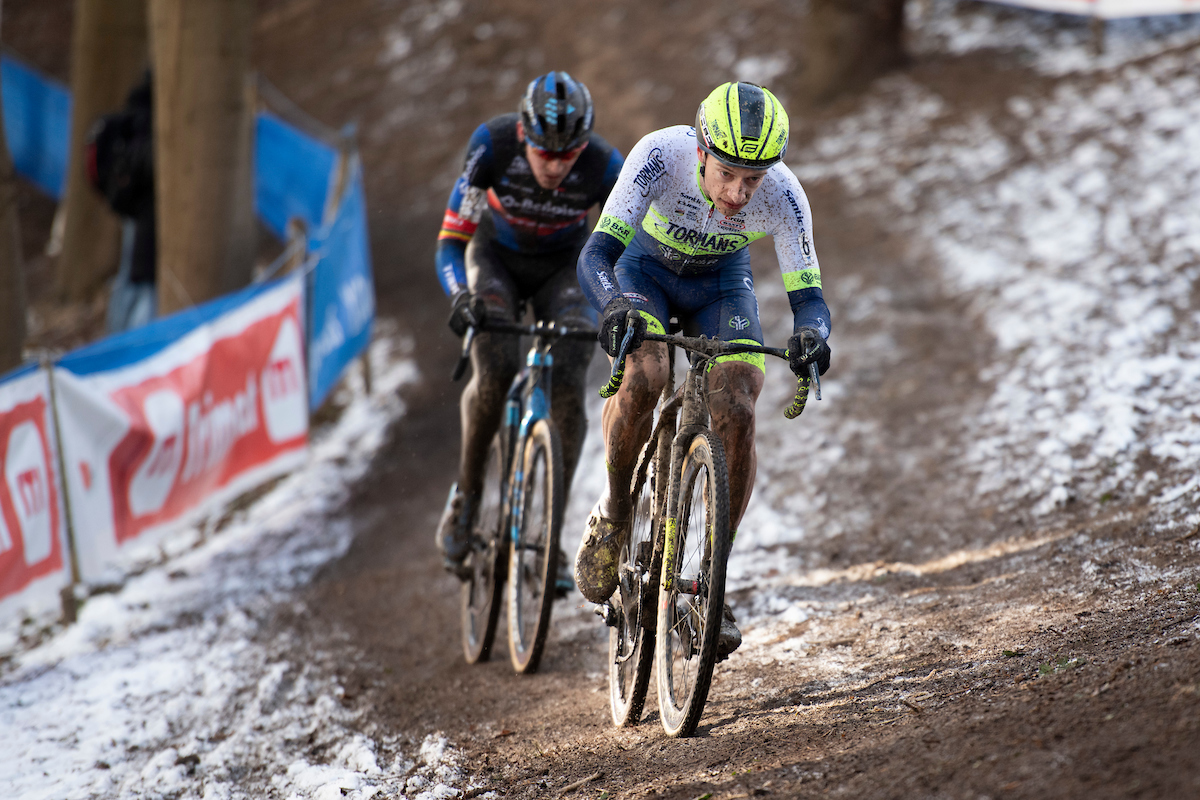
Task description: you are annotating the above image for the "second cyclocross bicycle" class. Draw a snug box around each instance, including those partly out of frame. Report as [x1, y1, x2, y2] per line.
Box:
[453, 317, 598, 674]
[599, 317, 820, 736]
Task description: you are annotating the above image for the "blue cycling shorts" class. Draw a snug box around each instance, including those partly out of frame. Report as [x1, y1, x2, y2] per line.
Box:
[613, 237, 765, 372]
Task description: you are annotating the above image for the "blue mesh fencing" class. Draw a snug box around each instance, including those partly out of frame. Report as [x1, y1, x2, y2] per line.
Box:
[1, 55, 71, 199]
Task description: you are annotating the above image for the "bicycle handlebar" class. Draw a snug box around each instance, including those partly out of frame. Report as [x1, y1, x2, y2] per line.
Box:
[599, 313, 822, 419]
[452, 319, 600, 382]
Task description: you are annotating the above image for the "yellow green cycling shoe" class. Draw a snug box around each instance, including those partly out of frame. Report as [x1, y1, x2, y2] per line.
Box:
[573, 502, 629, 604]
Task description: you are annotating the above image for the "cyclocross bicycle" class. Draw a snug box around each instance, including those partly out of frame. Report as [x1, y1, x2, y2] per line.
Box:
[453, 317, 598, 674]
[599, 316, 820, 736]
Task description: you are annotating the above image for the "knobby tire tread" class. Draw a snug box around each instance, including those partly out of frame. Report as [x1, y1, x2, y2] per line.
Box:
[656, 430, 730, 737]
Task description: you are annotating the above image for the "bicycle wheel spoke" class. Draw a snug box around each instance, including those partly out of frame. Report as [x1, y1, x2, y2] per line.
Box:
[608, 430, 661, 727]
[461, 434, 507, 665]
[507, 420, 563, 674]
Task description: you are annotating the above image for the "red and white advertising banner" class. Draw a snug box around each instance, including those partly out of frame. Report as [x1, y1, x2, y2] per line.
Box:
[54, 275, 309, 582]
[984, 0, 1200, 17]
[0, 365, 71, 622]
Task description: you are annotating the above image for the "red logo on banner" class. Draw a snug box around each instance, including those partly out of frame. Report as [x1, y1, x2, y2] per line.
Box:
[0, 397, 64, 599]
[107, 301, 307, 543]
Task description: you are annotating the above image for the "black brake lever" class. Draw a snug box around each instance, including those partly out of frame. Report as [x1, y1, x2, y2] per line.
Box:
[599, 311, 638, 399]
[451, 326, 476, 381]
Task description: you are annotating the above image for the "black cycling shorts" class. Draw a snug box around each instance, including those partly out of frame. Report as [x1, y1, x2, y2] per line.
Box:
[466, 213, 598, 328]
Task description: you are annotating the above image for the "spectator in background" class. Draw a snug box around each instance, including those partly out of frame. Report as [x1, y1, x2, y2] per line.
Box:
[86, 69, 156, 332]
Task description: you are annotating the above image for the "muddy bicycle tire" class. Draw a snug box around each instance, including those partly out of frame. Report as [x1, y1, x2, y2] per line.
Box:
[609, 427, 668, 726]
[508, 419, 564, 674]
[461, 433, 507, 664]
[655, 430, 730, 737]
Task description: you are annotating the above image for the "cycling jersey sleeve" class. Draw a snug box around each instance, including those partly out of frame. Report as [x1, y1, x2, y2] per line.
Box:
[577, 230, 629, 311]
[577, 134, 663, 311]
[598, 147, 625, 207]
[772, 174, 832, 339]
[435, 124, 493, 296]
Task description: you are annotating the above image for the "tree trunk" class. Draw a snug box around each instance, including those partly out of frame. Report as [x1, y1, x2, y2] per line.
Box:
[0, 3, 26, 373]
[56, 0, 148, 303]
[149, 0, 255, 315]
[800, 0, 908, 106]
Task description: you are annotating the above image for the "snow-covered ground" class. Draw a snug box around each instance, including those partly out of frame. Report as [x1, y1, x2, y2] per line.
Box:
[555, 0, 1200, 721]
[722, 2, 1200, 663]
[1, 331, 480, 799]
[734, 0, 1200, 551]
[5, 3, 1200, 799]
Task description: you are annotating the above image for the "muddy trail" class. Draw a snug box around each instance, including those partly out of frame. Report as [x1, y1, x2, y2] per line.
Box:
[299, 178, 1200, 800]
[9, 1, 1200, 798]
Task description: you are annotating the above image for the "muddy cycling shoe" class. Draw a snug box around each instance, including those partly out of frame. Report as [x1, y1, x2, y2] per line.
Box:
[435, 483, 475, 579]
[555, 547, 575, 598]
[574, 503, 630, 604]
[716, 603, 742, 662]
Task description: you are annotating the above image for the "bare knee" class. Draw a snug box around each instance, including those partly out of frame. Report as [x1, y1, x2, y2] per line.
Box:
[708, 362, 763, 435]
[468, 333, 520, 405]
[617, 342, 669, 413]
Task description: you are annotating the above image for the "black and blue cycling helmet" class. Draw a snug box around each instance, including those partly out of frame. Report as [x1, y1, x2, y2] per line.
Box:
[519, 71, 594, 152]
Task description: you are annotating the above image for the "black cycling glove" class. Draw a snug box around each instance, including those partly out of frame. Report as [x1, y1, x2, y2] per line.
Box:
[787, 327, 831, 377]
[599, 298, 648, 358]
[447, 290, 480, 337]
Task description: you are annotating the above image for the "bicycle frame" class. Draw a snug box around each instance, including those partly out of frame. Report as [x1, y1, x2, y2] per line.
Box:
[501, 334, 555, 550]
[456, 317, 599, 670]
[604, 322, 820, 734]
[456, 321, 562, 552]
[643, 344, 725, 601]
[636, 333, 790, 544]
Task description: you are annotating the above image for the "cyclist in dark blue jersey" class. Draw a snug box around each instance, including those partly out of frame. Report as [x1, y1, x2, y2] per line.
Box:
[435, 72, 624, 590]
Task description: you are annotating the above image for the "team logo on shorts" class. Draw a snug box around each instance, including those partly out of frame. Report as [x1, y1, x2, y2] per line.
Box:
[728, 316, 750, 331]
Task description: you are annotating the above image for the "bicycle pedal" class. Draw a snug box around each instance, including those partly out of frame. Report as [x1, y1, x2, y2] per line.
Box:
[444, 556, 474, 582]
[636, 540, 652, 568]
[594, 601, 619, 627]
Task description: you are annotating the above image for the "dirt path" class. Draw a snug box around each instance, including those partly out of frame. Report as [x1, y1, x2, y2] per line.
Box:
[293, 167, 1199, 799]
[269, 8, 1199, 792]
[8, 1, 1198, 797]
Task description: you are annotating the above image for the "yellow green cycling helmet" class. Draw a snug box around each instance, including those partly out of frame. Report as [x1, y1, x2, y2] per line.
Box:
[694, 82, 789, 170]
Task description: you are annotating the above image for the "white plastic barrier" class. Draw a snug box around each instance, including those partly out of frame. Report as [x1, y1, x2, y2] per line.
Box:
[984, 0, 1200, 17]
[0, 365, 71, 620]
[54, 274, 308, 582]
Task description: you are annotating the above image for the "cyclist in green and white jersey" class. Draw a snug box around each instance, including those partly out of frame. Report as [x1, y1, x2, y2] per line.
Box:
[573, 82, 832, 658]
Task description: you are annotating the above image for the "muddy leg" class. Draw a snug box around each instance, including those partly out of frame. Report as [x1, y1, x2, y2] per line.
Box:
[549, 337, 594, 492]
[598, 342, 669, 519]
[458, 330, 520, 497]
[706, 360, 764, 531]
